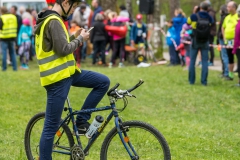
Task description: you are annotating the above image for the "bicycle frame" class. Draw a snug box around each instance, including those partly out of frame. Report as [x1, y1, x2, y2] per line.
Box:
[53, 97, 139, 159]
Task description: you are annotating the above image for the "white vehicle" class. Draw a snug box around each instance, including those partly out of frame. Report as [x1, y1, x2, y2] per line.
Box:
[1, 0, 47, 12]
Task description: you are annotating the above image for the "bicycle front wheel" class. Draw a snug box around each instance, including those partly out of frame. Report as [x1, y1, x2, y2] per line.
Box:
[24, 112, 74, 160]
[100, 121, 171, 160]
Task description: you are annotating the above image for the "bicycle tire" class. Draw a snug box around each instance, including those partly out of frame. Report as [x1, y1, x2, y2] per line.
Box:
[24, 112, 75, 160]
[100, 121, 171, 160]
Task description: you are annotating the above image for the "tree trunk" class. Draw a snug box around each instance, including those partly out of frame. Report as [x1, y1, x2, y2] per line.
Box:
[125, 0, 132, 18]
[169, 0, 180, 18]
[99, 0, 117, 11]
[152, 0, 163, 59]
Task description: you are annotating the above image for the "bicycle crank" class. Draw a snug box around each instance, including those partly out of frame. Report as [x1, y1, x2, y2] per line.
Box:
[71, 145, 85, 160]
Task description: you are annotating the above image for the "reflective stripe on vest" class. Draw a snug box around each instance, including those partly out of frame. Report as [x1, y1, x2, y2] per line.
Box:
[0, 14, 17, 38]
[35, 15, 80, 86]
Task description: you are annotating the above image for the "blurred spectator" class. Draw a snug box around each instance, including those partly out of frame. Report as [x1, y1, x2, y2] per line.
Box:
[172, 9, 187, 45]
[109, 15, 128, 68]
[10, 6, 22, 56]
[232, 4, 240, 86]
[119, 5, 130, 18]
[166, 20, 177, 66]
[91, 0, 102, 25]
[130, 14, 147, 50]
[205, 0, 217, 66]
[72, 4, 87, 28]
[193, 6, 200, 14]
[222, 1, 238, 80]
[18, 18, 32, 69]
[31, 10, 38, 26]
[69, 20, 81, 67]
[180, 23, 192, 69]
[72, 4, 88, 62]
[217, 4, 229, 78]
[188, 1, 214, 86]
[19, 6, 33, 27]
[10, 6, 22, 34]
[91, 13, 107, 65]
[103, 10, 114, 56]
[0, 6, 18, 71]
[172, 8, 186, 65]
[81, 0, 92, 28]
[103, 9, 112, 25]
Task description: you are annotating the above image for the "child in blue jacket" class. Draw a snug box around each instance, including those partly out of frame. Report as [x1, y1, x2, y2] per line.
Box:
[18, 18, 32, 69]
[166, 20, 178, 65]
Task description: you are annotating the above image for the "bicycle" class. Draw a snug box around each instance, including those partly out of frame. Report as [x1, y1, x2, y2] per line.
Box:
[24, 80, 171, 160]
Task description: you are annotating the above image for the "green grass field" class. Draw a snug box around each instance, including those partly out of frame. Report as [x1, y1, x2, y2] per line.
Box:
[0, 58, 240, 160]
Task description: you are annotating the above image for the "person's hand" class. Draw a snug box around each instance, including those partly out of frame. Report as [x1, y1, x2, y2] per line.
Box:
[142, 33, 146, 38]
[80, 29, 89, 41]
[74, 28, 83, 38]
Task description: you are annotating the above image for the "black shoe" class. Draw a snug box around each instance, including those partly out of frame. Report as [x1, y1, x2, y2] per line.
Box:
[225, 76, 233, 81]
[76, 122, 90, 134]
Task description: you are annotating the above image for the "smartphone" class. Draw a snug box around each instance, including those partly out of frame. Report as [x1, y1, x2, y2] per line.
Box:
[87, 27, 94, 33]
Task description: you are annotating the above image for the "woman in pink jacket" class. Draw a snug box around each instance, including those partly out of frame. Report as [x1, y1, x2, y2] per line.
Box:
[109, 16, 129, 68]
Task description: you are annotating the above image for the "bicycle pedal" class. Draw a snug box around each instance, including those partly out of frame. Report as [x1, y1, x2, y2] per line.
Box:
[121, 126, 129, 132]
[72, 131, 85, 136]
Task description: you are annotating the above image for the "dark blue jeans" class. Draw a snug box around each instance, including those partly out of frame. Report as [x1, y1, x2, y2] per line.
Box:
[1, 41, 17, 71]
[39, 70, 110, 160]
[189, 40, 209, 85]
[169, 45, 180, 65]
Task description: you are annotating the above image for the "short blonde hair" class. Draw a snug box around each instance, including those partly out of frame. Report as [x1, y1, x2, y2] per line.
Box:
[0, 6, 8, 14]
[95, 13, 104, 21]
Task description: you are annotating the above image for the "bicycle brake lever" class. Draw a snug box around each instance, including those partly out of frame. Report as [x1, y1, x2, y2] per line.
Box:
[127, 92, 136, 98]
[115, 90, 123, 98]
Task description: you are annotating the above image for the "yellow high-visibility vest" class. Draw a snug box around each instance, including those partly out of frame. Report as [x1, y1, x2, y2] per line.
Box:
[0, 14, 17, 38]
[35, 15, 80, 86]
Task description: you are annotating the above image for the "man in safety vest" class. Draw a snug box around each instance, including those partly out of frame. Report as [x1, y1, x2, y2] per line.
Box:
[34, 0, 110, 158]
[0, 6, 18, 71]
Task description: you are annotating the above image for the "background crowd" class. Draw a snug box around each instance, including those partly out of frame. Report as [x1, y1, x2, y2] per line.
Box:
[1, 0, 240, 86]
[0, 0, 150, 71]
[165, 0, 240, 86]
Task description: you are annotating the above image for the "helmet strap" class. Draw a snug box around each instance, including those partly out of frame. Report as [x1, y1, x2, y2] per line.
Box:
[59, 1, 74, 20]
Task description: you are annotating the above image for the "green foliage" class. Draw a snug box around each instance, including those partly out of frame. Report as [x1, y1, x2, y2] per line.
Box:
[0, 59, 240, 159]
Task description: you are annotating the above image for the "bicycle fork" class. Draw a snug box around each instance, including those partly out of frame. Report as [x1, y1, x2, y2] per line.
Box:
[115, 117, 139, 160]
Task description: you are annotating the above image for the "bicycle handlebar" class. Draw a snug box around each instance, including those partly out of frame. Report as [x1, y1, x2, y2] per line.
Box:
[107, 83, 120, 96]
[127, 79, 144, 93]
[107, 79, 144, 97]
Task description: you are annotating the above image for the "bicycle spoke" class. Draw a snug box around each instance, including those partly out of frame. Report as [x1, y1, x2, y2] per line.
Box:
[25, 113, 74, 160]
[101, 121, 171, 160]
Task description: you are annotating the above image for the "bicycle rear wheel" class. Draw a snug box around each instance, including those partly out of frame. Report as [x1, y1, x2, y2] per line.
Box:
[24, 112, 74, 160]
[100, 121, 171, 160]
